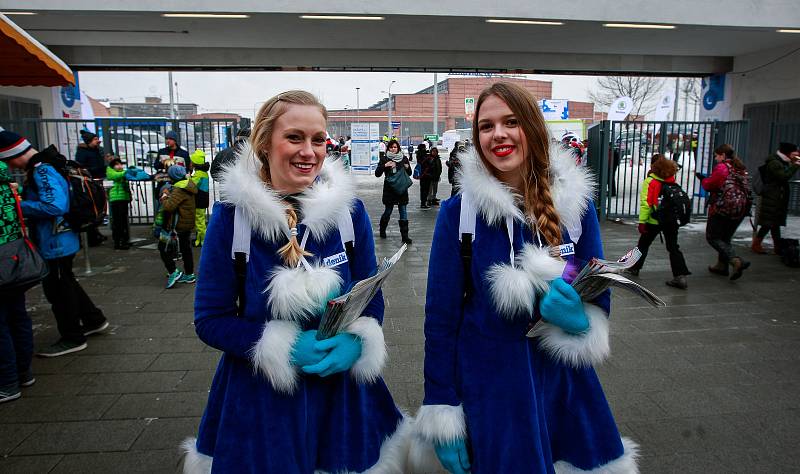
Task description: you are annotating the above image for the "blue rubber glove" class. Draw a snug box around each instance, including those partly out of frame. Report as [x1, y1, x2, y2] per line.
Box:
[434, 440, 471, 474]
[301, 333, 362, 377]
[539, 278, 589, 334]
[290, 330, 328, 367]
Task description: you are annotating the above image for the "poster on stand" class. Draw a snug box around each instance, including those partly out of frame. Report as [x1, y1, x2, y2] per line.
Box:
[350, 122, 380, 174]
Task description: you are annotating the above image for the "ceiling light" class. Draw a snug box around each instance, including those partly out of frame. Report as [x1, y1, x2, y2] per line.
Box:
[300, 15, 384, 21]
[486, 19, 564, 26]
[1, 11, 38, 15]
[162, 13, 250, 19]
[777, 29, 800, 33]
[604, 23, 675, 29]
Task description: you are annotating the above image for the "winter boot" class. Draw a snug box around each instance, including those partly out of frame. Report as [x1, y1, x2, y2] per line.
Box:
[665, 275, 688, 290]
[729, 257, 750, 281]
[399, 219, 412, 245]
[751, 236, 766, 254]
[708, 258, 729, 276]
[379, 215, 390, 239]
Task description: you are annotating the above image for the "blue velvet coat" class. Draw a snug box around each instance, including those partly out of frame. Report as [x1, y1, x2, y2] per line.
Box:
[418, 146, 637, 473]
[189, 150, 405, 473]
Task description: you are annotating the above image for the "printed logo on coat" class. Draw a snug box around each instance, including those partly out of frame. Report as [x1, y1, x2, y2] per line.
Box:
[558, 243, 575, 257]
[323, 251, 349, 268]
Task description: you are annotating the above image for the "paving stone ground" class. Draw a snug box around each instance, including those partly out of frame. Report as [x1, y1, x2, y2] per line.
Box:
[1, 174, 798, 473]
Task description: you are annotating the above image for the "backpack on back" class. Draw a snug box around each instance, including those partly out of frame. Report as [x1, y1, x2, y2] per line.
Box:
[654, 181, 691, 228]
[31, 145, 107, 232]
[751, 163, 768, 196]
[714, 163, 752, 218]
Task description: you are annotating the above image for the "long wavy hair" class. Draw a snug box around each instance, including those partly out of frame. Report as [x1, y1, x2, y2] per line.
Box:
[714, 143, 746, 171]
[251, 90, 328, 266]
[472, 82, 562, 246]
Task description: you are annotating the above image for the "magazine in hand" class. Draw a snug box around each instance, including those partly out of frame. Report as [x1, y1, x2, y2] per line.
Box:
[526, 247, 665, 338]
[316, 244, 408, 340]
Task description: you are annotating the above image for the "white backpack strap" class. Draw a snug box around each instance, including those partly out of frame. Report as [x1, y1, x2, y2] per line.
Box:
[232, 206, 251, 261]
[336, 206, 355, 247]
[458, 191, 476, 241]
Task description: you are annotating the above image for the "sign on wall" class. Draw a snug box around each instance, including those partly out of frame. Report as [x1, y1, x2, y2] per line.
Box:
[350, 122, 380, 174]
[539, 99, 570, 120]
[465, 97, 475, 121]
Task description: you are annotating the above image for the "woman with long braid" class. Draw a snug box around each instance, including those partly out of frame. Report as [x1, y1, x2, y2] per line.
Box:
[181, 91, 410, 473]
[414, 82, 639, 473]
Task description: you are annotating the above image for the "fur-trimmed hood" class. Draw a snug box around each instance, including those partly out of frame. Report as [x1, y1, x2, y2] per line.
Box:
[456, 144, 595, 241]
[217, 142, 356, 244]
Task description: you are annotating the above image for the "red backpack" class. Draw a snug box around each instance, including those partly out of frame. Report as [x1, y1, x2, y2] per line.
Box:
[713, 162, 751, 218]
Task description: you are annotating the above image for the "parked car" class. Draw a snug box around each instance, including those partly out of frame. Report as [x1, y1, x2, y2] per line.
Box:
[105, 129, 165, 166]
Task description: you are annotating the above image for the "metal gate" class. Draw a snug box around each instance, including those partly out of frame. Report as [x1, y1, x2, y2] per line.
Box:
[2, 117, 241, 224]
[586, 120, 750, 220]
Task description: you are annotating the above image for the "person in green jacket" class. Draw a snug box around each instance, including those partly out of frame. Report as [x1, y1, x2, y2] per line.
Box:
[106, 158, 132, 250]
[752, 142, 800, 254]
[189, 149, 210, 247]
[627, 154, 691, 289]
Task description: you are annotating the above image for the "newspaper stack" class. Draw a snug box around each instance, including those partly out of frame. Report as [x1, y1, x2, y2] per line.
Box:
[570, 247, 665, 307]
[317, 244, 408, 340]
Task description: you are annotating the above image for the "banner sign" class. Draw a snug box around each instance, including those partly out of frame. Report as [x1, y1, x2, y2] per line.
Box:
[539, 99, 569, 121]
[608, 97, 633, 122]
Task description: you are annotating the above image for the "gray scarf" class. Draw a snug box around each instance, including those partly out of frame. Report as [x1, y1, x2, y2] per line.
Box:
[386, 150, 404, 163]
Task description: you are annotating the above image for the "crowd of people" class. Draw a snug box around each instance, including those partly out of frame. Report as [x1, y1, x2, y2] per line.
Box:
[1, 81, 798, 473]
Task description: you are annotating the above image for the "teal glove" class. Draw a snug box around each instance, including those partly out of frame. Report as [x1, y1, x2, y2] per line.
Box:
[434, 439, 471, 474]
[539, 278, 589, 334]
[290, 330, 327, 367]
[301, 333, 362, 377]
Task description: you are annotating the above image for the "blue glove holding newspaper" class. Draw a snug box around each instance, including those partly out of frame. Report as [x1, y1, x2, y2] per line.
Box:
[301, 333, 362, 377]
[539, 278, 589, 335]
[290, 330, 327, 367]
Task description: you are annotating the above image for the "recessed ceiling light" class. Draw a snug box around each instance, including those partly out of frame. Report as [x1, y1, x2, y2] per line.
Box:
[604, 23, 675, 29]
[1, 11, 38, 15]
[300, 15, 384, 21]
[162, 13, 250, 19]
[777, 29, 800, 33]
[486, 19, 564, 26]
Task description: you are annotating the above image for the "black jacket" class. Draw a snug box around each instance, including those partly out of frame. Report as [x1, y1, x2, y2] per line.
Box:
[74, 144, 106, 179]
[375, 155, 412, 206]
[757, 153, 800, 227]
[210, 139, 246, 180]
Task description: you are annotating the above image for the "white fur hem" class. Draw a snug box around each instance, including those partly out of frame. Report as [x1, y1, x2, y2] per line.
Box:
[266, 264, 343, 322]
[250, 319, 300, 394]
[554, 437, 640, 473]
[183, 419, 413, 474]
[181, 438, 212, 474]
[533, 303, 610, 368]
[345, 316, 387, 384]
[414, 404, 466, 444]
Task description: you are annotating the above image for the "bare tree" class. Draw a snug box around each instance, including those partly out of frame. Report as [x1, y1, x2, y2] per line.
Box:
[588, 76, 665, 120]
[680, 78, 701, 121]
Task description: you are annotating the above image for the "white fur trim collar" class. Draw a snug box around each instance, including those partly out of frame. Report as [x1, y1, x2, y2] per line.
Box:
[457, 143, 595, 239]
[217, 142, 355, 243]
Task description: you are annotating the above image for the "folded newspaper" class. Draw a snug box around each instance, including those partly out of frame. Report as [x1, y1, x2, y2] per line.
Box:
[316, 244, 408, 340]
[570, 247, 665, 307]
[527, 247, 665, 338]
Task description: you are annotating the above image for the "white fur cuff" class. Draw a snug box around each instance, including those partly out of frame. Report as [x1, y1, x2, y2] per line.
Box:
[533, 303, 610, 368]
[181, 438, 212, 474]
[344, 316, 387, 384]
[554, 437, 640, 473]
[415, 404, 467, 444]
[250, 320, 301, 394]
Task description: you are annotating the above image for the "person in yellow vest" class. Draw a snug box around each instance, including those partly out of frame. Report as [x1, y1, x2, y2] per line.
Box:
[190, 150, 210, 247]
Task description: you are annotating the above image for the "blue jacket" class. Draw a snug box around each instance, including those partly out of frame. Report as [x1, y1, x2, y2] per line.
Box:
[20, 162, 79, 259]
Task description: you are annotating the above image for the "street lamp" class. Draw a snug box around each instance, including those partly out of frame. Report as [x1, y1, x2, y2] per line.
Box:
[355, 87, 360, 123]
[382, 80, 396, 138]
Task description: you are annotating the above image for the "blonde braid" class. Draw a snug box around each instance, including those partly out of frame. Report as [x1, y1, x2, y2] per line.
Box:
[278, 205, 312, 267]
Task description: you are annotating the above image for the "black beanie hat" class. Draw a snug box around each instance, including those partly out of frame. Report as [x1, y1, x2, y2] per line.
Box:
[80, 129, 97, 145]
[778, 142, 798, 155]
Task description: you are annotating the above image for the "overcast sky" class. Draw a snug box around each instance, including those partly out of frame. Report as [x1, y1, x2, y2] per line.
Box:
[78, 71, 600, 119]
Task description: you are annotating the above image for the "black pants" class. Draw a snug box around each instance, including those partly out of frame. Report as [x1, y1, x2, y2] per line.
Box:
[631, 223, 690, 277]
[419, 178, 432, 205]
[706, 214, 744, 264]
[756, 224, 781, 241]
[110, 201, 130, 246]
[42, 255, 106, 344]
[86, 224, 104, 246]
[158, 230, 193, 275]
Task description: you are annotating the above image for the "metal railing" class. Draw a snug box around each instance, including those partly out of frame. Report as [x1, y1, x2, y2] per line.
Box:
[586, 120, 749, 220]
[2, 117, 241, 224]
